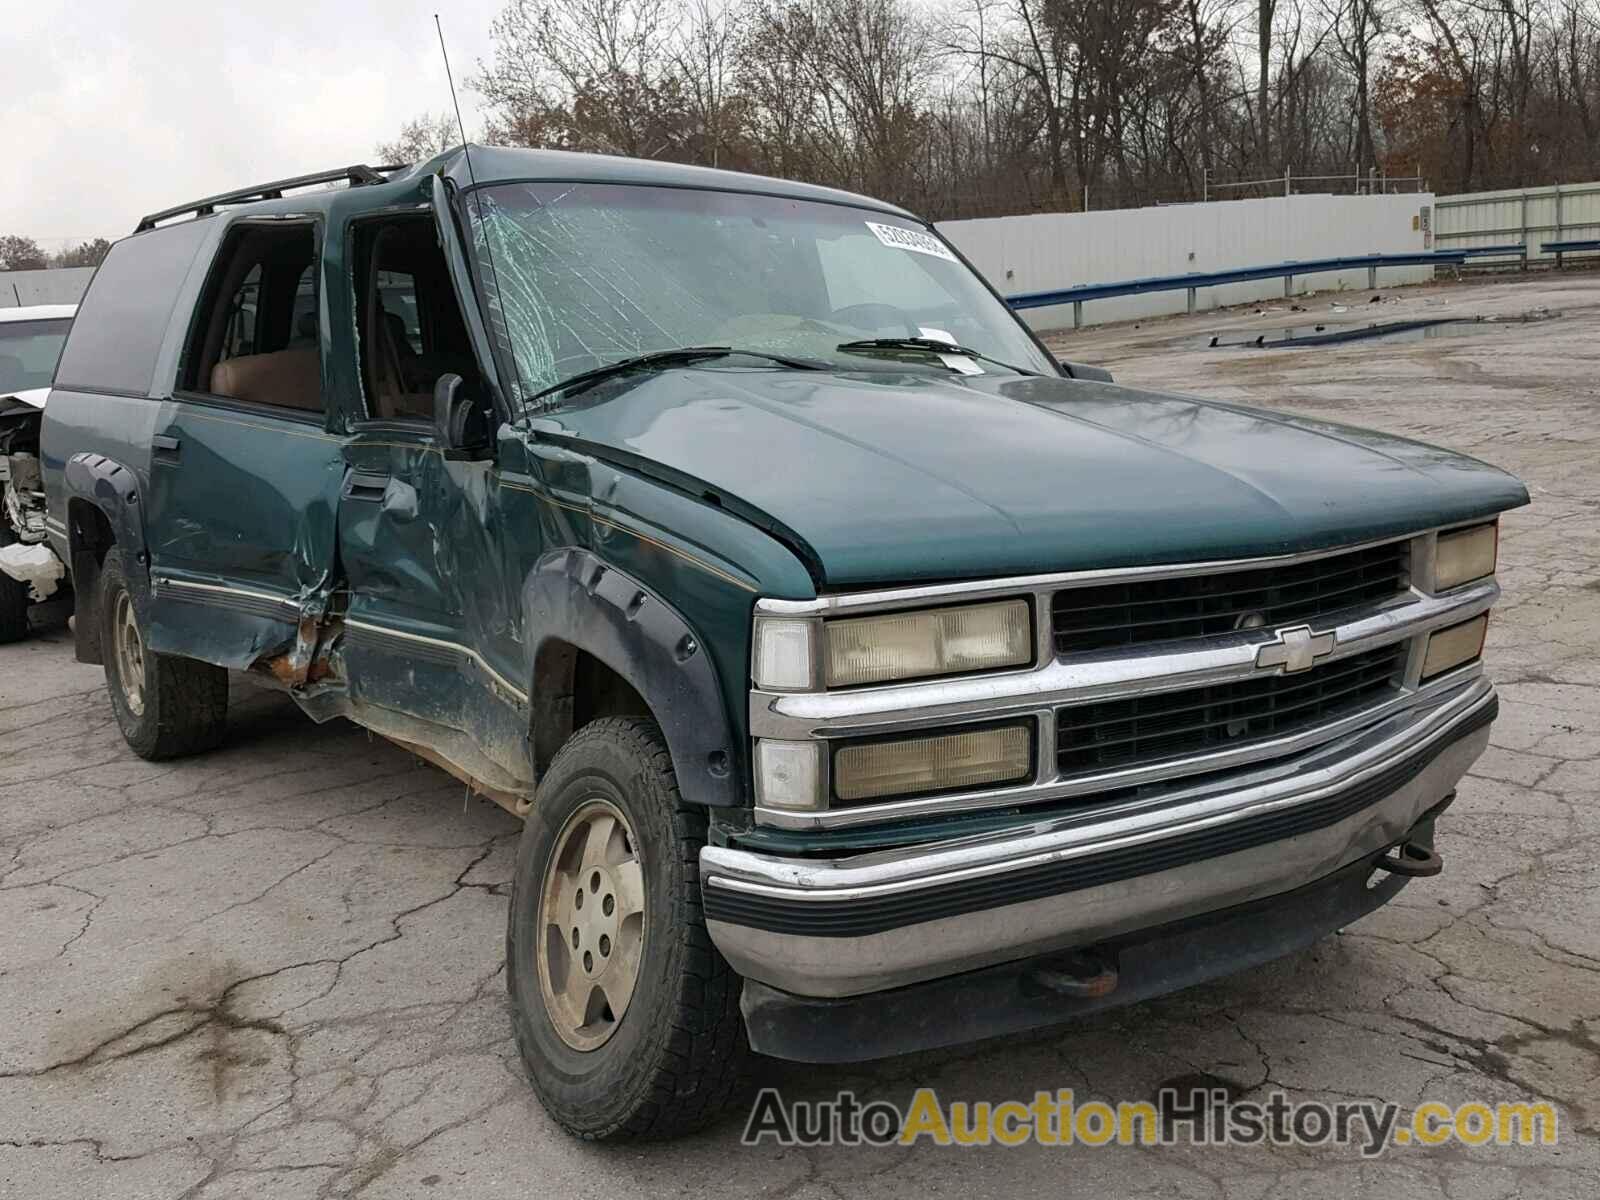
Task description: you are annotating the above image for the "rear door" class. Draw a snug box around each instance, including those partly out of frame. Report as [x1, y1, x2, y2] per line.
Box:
[141, 218, 345, 670]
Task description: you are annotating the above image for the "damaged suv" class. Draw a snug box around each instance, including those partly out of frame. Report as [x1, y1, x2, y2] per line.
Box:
[39, 148, 1526, 1139]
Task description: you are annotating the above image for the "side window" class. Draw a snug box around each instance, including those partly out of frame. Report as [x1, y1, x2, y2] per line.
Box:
[181, 223, 323, 415]
[52, 220, 213, 396]
[353, 218, 479, 421]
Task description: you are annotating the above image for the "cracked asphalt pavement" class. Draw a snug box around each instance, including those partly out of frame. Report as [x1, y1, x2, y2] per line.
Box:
[2, 274, 1597, 1197]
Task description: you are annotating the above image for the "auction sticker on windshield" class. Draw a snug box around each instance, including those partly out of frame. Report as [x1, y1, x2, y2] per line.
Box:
[866, 221, 958, 263]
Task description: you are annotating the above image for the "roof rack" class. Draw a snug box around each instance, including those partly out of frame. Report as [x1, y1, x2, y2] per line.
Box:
[133, 162, 410, 233]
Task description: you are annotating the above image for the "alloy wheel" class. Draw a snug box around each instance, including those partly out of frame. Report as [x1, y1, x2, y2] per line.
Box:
[112, 591, 147, 717]
[536, 798, 646, 1051]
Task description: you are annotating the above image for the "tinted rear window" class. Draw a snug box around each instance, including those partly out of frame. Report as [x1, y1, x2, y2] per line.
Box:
[53, 220, 214, 395]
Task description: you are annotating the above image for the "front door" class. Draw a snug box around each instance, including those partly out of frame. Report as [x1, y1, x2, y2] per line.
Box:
[334, 212, 525, 752]
[142, 218, 344, 669]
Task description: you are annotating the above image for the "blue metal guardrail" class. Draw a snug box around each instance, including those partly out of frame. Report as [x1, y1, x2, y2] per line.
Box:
[1454, 243, 1533, 261]
[1007, 249, 1482, 329]
[1543, 239, 1600, 266]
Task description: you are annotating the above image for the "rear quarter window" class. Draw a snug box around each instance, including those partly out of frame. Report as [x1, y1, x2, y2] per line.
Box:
[53, 220, 214, 395]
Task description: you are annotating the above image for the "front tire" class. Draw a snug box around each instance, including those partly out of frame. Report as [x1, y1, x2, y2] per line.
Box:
[99, 548, 229, 760]
[506, 716, 749, 1139]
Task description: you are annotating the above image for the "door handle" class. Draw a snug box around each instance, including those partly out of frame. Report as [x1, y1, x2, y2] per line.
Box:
[381, 479, 419, 522]
[151, 434, 181, 463]
[343, 472, 417, 521]
[343, 471, 390, 503]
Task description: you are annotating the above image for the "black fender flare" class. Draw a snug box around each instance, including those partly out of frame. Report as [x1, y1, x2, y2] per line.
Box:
[63, 452, 148, 562]
[524, 548, 746, 809]
[61, 452, 149, 663]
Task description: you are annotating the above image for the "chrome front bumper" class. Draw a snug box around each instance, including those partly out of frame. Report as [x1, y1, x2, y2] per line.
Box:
[702, 676, 1495, 997]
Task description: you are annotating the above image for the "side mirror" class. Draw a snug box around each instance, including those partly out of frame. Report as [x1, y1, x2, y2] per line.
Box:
[1056, 358, 1114, 383]
[433, 373, 489, 454]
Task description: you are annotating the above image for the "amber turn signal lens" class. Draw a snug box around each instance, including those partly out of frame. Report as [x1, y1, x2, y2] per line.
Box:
[1421, 614, 1488, 679]
[833, 725, 1031, 803]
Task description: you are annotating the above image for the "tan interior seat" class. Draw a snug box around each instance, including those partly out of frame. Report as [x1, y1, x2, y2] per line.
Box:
[210, 348, 322, 412]
[369, 309, 434, 419]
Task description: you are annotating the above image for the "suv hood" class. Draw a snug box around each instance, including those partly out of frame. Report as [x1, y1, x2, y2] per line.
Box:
[1, 387, 48, 411]
[531, 369, 1529, 587]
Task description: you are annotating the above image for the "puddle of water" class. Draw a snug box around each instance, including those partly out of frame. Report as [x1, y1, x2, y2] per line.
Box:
[1197, 309, 1562, 350]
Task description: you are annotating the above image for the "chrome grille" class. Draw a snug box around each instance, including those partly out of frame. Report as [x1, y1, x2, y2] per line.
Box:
[1056, 644, 1405, 776]
[1051, 541, 1409, 654]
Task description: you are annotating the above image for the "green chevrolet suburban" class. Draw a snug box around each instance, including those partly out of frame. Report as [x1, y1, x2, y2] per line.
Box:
[37, 147, 1526, 1139]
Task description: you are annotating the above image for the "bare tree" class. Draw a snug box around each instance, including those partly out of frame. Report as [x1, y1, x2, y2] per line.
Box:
[1174, 0, 1235, 178]
[675, 0, 742, 167]
[809, 0, 936, 200]
[736, 1, 827, 180]
[440, 0, 1600, 219]
[475, 0, 688, 158]
[1320, 0, 1389, 172]
[375, 112, 462, 164]
[1259, 0, 1278, 163]
[53, 238, 113, 269]
[1554, 0, 1600, 174]
[943, 0, 1078, 200]
[1415, 0, 1489, 187]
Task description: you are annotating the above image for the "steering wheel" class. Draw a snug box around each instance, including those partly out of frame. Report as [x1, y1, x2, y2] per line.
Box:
[828, 303, 919, 337]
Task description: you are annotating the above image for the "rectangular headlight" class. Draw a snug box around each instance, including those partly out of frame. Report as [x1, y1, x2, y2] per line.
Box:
[834, 724, 1032, 803]
[824, 599, 1031, 688]
[1435, 523, 1498, 590]
[1422, 614, 1488, 679]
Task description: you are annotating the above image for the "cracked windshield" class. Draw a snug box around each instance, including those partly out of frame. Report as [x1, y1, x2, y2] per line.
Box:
[465, 182, 1055, 408]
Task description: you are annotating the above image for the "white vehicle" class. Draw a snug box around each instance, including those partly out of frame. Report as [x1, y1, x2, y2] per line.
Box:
[0, 304, 75, 408]
[1, 304, 77, 640]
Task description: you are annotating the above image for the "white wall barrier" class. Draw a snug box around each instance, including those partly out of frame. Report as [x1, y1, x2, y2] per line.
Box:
[938, 193, 1435, 333]
[0, 267, 96, 309]
[1434, 181, 1600, 264]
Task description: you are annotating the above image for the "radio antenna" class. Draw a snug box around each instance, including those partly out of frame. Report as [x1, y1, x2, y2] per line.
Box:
[434, 13, 479, 188]
[435, 13, 513, 405]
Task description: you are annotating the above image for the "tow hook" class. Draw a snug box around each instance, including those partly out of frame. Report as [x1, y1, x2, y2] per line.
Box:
[1028, 948, 1120, 998]
[1376, 840, 1444, 877]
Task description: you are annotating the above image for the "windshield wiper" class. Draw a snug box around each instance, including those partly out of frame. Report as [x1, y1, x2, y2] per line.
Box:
[526, 346, 823, 405]
[835, 337, 1042, 377]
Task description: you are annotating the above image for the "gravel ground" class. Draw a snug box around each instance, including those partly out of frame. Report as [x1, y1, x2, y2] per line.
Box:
[2, 272, 1597, 1198]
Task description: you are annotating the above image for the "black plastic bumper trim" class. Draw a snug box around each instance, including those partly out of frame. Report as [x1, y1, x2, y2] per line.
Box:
[706, 696, 1495, 937]
[740, 819, 1448, 1063]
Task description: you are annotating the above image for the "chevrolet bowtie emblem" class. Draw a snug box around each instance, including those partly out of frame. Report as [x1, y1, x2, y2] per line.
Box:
[1255, 625, 1335, 673]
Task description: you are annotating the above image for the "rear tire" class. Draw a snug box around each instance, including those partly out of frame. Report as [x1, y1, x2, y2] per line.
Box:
[506, 716, 749, 1139]
[0, 497, 29, 644]
[99, 548, 229, 760]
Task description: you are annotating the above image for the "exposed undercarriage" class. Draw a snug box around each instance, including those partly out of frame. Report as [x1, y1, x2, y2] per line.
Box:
[0, 401, 66, 602]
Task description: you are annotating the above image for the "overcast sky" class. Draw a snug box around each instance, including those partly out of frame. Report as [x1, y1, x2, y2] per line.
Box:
[3, 0, 504, 250]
